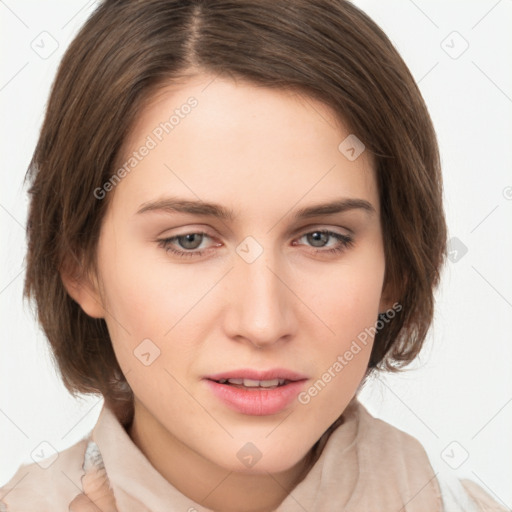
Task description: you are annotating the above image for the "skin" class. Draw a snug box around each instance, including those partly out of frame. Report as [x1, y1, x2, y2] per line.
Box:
[64, 72, 392, 512]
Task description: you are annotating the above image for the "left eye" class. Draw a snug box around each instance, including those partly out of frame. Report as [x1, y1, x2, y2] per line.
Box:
[157, 229, 353, 259]
[295, 230, 352, 250]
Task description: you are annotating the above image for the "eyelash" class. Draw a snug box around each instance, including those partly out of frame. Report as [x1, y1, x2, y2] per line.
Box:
[157, 229, 354, 259]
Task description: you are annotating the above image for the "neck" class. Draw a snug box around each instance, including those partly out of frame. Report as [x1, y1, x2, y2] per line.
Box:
[127, 399, 315, 512]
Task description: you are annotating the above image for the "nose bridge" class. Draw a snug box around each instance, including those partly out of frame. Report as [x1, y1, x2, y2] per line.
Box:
[228, 236, 294, 346]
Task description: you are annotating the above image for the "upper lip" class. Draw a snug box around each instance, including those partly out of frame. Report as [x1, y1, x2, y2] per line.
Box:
[205, 368, 308, 382]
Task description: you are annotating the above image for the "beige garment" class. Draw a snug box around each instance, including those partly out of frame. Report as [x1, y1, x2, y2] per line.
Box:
[0, 397, 508, 512]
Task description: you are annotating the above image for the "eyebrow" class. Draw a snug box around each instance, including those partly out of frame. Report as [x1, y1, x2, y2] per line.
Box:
[136, 196, 376, 221]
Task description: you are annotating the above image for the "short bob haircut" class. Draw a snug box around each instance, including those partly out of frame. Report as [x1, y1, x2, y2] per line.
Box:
[24, 0, 447, 420]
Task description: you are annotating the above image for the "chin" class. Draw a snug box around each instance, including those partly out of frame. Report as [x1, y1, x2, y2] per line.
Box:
[212, 436, 313, 475]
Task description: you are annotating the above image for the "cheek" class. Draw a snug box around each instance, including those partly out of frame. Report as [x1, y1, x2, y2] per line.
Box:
[296, 275, 381, 425]
[296, 240, 385, 407]
[96, 233, 209, 337]
[303, 243, 385, 340]
[95, 232, 220, 385]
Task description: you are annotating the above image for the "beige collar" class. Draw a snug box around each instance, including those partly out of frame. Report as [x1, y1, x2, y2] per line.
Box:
[85, 396, 443, 511]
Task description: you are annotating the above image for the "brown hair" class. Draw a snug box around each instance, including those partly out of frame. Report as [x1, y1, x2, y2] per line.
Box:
[24, 0, 447, 418]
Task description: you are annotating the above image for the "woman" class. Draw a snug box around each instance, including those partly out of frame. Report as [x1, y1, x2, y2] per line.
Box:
[0, 0, 507, 510]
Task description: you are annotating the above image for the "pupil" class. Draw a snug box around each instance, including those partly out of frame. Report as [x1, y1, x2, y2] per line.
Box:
[179, 233, 203, 250]
[308, 231, 327, 248]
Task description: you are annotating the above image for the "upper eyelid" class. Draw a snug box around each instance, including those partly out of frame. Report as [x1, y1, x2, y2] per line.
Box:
[160, 227, 351, 248]
[159, 222, 352, 239]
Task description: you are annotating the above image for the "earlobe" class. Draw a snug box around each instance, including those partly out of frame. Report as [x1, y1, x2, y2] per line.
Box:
[60, 263, 105, 319]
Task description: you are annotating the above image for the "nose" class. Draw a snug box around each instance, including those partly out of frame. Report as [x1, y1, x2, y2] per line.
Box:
[223, 245, 297, 349]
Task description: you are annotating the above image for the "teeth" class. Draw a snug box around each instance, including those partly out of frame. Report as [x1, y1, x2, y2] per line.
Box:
[222, 378, 286, 387]
[258, 379, 281, 388]
[242, 378, 263, 387]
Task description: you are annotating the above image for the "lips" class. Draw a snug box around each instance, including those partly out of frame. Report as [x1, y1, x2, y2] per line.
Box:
[204, 368, 308, 415]
[206, 368, 308, 383]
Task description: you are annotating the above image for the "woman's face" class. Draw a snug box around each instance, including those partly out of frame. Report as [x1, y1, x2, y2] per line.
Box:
[85, 73, 388, 474]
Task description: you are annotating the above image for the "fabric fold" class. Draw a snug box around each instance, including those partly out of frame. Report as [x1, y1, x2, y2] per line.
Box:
[1, 396, 508, 511]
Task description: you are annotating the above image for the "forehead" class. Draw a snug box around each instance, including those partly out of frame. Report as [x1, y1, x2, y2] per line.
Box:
[108, 73, 378, 222]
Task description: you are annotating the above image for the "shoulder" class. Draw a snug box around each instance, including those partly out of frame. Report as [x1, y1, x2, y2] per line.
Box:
[352, 400, 510, 511]
[352, 401, 444, 508]
[354, 400, 439, 467]
[0, 437, 89, 511]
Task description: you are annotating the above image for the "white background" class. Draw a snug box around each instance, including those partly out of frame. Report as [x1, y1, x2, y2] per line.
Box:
[1, 0, 511, 507]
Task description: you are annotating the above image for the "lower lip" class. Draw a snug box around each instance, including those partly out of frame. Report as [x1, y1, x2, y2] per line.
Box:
[204, 379, 307, 416]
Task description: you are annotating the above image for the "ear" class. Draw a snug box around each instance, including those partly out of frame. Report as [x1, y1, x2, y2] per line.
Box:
[60, 259, 105, 319]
